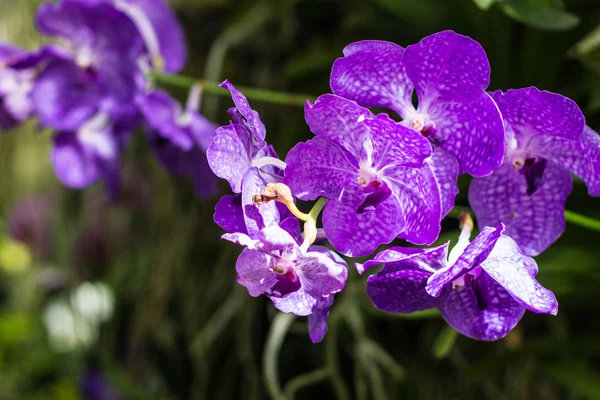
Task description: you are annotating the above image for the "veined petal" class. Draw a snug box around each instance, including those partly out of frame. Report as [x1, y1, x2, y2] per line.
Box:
[220, 80, 266, 144]
[33, 60, 101, 131]
[529, 125, 600, 196]
[367, 268, 443, 314]
[308, 296, 334, 343]
[439, 276, 526, 341]
[385, 164, 442, 245]
[426, 224, 504, 297]
[284, 137, 357, 201]
[322, 183, 403, 257]
[480, 236, 557, 315]
[235, 248, 278, 297]
[298, 249, 347, 300]
[469, 162, 572, 256]
[428, 147, 460, 217]
[214, 194, 247, 234]
[366, 113, 432, 169]
[403, 30, 490, 105]
[52, 132, 101, 188]
[241, 167, 280, 238]
[428, 92, 504, 177]
[206, 122, 252, 193]
[330, 40, 414, 118]
[271, 289, 318, 316]
[356, 243, 449, 274]
[491, 88, 584, 142]
[304, 94, 372, 161]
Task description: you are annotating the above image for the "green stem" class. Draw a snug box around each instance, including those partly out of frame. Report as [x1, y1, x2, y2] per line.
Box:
[263, 312, 295, 400]
[448, 206, 600, 233]
[564, 210, 600, 232]
[325, 308, 351, 400]
[283, 368, 329, 399]
[150, 72, 314, 107]
[309, 197, 328, 221]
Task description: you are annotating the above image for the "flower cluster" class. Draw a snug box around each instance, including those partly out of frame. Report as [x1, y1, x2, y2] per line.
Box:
[211, 31, 600, 342]
[0, 0, 216, 199]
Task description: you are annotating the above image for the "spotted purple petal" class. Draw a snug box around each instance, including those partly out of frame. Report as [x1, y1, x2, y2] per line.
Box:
[322, 183, 403, 257]
[426, 92, 504, 177]
[241, 167, 280, 238]
[356, 243, 449, 274]
[206, 123, 252, 193]
[479, 236, 558, 315]
[439, 275, 526, 341]
[403, 30, 490, 105]
[284, 136, 356, 200]
[367, 267, 443, 313]
[307, 296, 334, 343]
[385, 164, 441, 245]
[214, 194, 246, 234]
[469, 162, 572, 256]
[303, 94, 371, 161]
[235, 247, 279, 297]
[330, 40, 414, 117]
[427, 147, 460, 217]
[529, 125, 600, 196]
[220, 80, 266, 147]
[426, 224, 504, 297]
[491, 88, 585, 142]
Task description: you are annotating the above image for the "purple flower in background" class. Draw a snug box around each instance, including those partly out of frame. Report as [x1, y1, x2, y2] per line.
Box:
[359, 222, 558, 341]
[284, 94, 441, 257]
[208, 81, 286, 237]
[224, 223, 347, 342]
[51, 113, 132, 200]
[139, 87, 217, 199]
[82, 367, 119, 400]
[469, 88, 600, 256]
[6, 192, 57, 259]
[330, 31, 505, 215]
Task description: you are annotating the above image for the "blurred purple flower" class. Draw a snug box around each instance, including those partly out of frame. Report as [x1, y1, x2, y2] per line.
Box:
[359, 223, 558, 341]
[284, 94, 441, 257]
[6, 192, 56, 259]
[139, 87, 217, 199]
[469, 88, 600, 256]
[82, 367, 119, 400]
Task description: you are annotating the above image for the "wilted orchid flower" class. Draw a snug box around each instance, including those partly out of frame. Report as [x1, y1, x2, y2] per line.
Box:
[224, 223, 347, 343]
[284, 94, 441, 257]
[139, 85, 217, 198]
[359, 219, 557, 341]
[330, 31, 505, 216]
[469, 88, 600, 256]
[208, 81, 286, 237]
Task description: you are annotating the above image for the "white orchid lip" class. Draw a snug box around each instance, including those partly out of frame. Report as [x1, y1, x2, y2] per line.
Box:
[356, 160, 380, 186]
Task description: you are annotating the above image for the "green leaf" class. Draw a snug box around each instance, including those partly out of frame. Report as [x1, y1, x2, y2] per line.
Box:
[473, 0, 496, 10]
[500, 0, 579, 31]
[432, 325, 458, 359]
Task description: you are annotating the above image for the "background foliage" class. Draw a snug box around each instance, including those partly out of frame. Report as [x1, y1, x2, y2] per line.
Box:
[1, 0, 600, 398]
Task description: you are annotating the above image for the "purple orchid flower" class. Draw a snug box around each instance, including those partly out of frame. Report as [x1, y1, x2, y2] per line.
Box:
[330, 31, 505, 215]
[51, 113, 132, 200]
[138, 87, 217, 199]
[32, 0, 146, 131]
[358, 222, 558, 341]
[284, 94, 441, 257]
[224, 222, 347, 343]
[469, 88, 600, 256]
[208, 81, 286, 237]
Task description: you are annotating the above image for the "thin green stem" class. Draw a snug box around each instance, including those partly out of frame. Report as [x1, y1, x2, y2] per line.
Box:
[564, 210, 600, 232]
[263, 312, 295, 400]
[325, 308, 351, 400]
[283, 368, 329, 399]
[150, 72, 314, 107]
[448, 206, 600, 233]
[309, 197, 328, 221]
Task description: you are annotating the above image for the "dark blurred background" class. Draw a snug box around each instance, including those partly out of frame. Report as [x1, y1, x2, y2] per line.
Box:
[1, 0, 600, 398]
